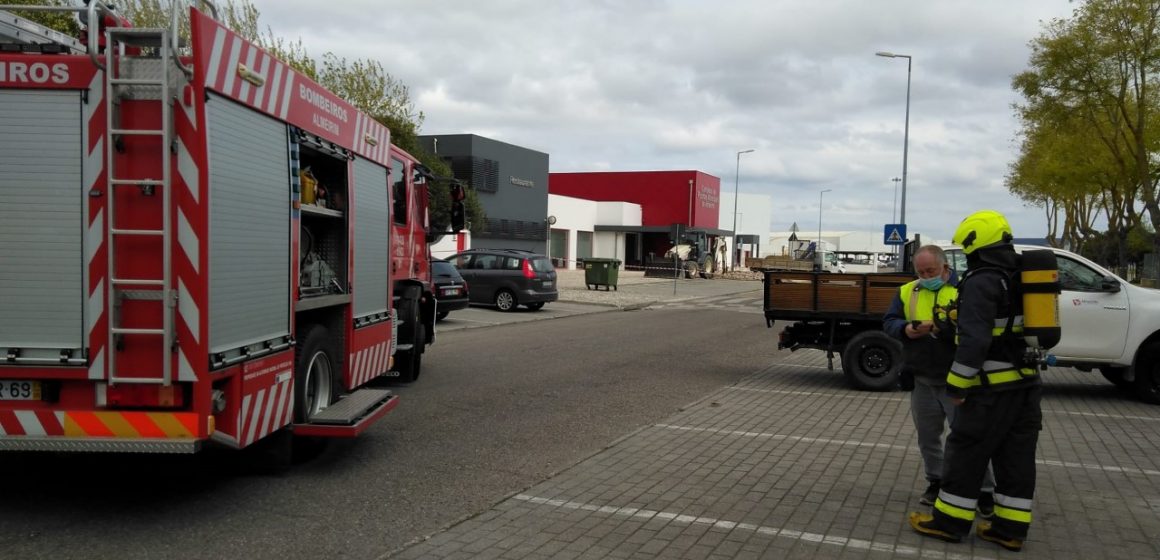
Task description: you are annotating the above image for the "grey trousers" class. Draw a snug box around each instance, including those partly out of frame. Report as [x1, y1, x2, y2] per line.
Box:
[911, 379, 994, 491]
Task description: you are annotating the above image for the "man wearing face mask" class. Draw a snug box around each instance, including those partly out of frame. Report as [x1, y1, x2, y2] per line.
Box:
[884, 245, 994, 514]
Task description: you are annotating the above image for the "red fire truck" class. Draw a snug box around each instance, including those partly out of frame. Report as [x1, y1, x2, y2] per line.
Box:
[0, 2, 462, 454]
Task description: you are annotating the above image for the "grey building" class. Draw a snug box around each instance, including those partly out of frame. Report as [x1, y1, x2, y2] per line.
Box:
[418, 134, 549, 253]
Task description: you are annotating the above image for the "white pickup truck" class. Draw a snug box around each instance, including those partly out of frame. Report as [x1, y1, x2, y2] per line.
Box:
[944, 245, 1160, 404]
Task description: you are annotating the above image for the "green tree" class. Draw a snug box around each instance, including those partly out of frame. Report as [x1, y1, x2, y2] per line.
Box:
[14, 0, 482, 233]
[1012, 0, 1160, 258]
[5, 0, 79, 35]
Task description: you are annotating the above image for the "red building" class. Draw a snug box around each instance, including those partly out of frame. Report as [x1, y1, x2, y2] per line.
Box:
[549, 170, 726, 269]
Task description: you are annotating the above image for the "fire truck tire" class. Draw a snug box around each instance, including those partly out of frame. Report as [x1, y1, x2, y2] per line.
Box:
[294, 325, 338, 423]
[1133, 341, 1160, 404]
[395, 294, 424, 383]
[840, 330, 903, 391]
[495, 289, 518, 312]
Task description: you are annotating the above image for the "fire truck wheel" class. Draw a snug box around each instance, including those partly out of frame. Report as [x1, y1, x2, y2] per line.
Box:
[294, 325, 337, 422]
[1134, 341, 1160, 404]
[840, 330, 903, 392]
[395, 295, 424, 383]
[495, 289, 518, 312]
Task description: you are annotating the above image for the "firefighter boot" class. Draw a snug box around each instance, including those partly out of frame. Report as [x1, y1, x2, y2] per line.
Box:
[976, 521, 1024, 552]
[908, 512, 962, 544]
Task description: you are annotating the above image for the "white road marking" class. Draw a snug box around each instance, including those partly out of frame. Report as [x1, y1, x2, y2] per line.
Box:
[511, 494, 990, 560]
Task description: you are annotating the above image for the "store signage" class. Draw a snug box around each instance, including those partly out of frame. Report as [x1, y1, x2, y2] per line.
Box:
[511, 177, 535, 188]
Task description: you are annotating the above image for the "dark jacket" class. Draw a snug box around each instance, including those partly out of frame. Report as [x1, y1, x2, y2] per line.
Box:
[883, 274, 958, 383]
[946, 246, 1040, 397]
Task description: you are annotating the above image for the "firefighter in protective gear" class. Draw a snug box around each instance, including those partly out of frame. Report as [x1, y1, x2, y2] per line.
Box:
[908, 210, 1043, 552]
[883, 245, 995, 512]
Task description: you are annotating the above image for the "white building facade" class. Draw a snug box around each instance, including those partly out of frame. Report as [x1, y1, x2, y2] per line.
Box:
[545, 194, 643, 270]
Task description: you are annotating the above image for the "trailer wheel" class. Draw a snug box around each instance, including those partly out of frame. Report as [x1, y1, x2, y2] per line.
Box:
[841, 331, 903, 391]
[1134, 341, 1160, 404]
[294, 325, 337, 422]
[394, 293, 424, 383]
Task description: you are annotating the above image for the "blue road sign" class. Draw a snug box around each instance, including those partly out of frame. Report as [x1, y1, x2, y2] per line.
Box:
[884, 224, 907, 245]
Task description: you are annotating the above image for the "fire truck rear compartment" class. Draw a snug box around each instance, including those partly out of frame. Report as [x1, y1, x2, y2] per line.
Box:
[0, 90, 86, 365]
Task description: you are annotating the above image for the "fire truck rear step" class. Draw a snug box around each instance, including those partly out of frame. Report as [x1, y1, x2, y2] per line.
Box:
[293, 389, 399, 438]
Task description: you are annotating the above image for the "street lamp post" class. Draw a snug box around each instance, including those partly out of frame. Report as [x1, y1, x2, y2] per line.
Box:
[818, 188, 832, 271]
[876, 51, 912, 230]
[732, 149, 755, 271]
[891, 177, 901, 223]
[891, 176, 902, 269]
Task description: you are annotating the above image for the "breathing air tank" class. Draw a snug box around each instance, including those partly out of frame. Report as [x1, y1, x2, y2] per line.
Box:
[1020, 249, 1061, 350]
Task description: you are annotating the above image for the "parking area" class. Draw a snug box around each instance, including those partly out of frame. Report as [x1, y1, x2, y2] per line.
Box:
[391, 349, 1160, 559]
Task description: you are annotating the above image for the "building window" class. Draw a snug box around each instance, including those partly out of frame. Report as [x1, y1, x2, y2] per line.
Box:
[550, 229, 568, 268]
[447, 155, 499, 193]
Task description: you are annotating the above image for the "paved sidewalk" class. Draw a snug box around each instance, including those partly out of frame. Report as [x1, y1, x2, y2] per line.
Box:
[389, 351, 1160, 559]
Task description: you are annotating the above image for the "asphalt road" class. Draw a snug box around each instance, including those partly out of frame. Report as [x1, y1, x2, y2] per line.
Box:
[0, 305, 781, 560]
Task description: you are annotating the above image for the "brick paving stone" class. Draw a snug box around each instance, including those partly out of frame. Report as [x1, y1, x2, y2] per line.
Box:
[390, 358, 1160, 560]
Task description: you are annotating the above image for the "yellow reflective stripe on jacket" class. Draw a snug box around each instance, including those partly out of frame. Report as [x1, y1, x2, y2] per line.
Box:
[994, 505, 1032, 524]
[992, 325, 1025, 335]
[899, 280, 957, 321]
[934, 498, 975, 521]
[946, 368, 1037, 389]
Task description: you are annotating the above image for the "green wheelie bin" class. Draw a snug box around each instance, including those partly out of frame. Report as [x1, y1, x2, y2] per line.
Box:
[584, 258, 621, 291]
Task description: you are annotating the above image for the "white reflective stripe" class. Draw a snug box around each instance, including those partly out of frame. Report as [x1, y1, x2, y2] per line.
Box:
[950, 361, 979, 377]
[994, 315, 1024, 327]
[937, 489, 977, 510]
[994, 493, 1033, 510]
[982, 360, 1017, 371]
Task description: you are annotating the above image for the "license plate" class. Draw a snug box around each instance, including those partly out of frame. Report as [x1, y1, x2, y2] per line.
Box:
[542, 281, 553, 288]
[441, 287, 459, 296]
[0, 380, 40, 401]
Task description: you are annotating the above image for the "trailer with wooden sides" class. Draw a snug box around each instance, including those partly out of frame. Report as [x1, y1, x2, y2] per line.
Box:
[763, 270, 915, 390]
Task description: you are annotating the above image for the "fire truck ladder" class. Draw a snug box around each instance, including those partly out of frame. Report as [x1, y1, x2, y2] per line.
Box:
[0, 8, 85, 53]
[104, 27, 175, 386]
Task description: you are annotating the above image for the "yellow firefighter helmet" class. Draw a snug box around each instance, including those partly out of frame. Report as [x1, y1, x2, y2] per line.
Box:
[952, 210, 1013, 255]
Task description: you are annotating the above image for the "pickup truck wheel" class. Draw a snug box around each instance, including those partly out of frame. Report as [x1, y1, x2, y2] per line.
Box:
[1134, 342, 1160, 404]
[841, 331, 903, 391]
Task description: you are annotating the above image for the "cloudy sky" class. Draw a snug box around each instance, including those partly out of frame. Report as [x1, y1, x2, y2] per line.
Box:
[250, 0, 1078, 242]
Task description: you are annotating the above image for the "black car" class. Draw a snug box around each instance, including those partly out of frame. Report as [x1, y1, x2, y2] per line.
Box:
[448, 249, 558, 311]
[431, 259, 470, 321]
